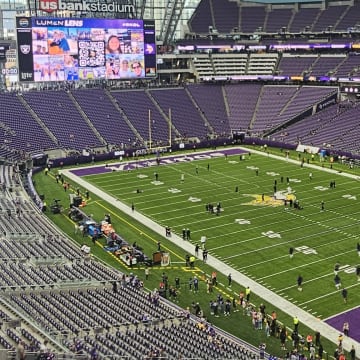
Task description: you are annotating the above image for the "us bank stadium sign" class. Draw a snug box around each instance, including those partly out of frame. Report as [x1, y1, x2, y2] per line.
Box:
[38, 0, 135, 14]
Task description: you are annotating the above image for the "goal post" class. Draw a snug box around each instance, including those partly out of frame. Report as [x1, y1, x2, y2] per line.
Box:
[148, 108, 172, 153]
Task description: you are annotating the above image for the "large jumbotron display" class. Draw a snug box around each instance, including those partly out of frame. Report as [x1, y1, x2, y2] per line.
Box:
[16, 17, 156, 82]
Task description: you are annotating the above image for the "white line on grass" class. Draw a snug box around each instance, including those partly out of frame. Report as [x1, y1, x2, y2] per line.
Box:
[222, 224, 354, 261]
[257, 248, 355, 281]
[299, 282, 360, 306]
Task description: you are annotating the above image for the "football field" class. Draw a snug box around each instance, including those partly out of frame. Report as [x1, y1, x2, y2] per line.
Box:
[69, 146, 360, 342]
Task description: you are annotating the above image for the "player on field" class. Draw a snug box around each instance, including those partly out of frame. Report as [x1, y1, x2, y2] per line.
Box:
[341, 288, 348, 303]
[334, 274, 341, 289]
[297, 275, 303, 291]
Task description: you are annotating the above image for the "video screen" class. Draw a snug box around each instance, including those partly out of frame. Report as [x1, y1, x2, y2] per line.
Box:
[17, 17, 156, 82]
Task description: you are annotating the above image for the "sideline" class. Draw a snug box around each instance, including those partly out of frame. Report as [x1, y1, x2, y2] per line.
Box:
[62, 147, 360, 355]
[251, 147, 359, 180]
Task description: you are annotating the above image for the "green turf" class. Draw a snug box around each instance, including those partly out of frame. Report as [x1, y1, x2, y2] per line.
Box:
[33, 145, 360, 358]
[82, 147, 359, 318]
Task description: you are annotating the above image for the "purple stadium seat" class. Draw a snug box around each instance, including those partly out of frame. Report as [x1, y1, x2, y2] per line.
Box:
[72, 88, 138, 148]
[0, 93, 56, 154]
[23, 91, 102, 151]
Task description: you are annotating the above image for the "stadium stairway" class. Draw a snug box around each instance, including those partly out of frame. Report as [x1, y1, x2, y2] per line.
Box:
[63, 147, 360, 356]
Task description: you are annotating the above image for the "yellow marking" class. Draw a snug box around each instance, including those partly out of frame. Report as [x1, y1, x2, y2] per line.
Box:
[56, 177, 239, 302]
[243, 193, 296, 207]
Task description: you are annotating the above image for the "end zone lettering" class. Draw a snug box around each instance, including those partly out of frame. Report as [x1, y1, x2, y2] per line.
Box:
[39, 0, 135, 13]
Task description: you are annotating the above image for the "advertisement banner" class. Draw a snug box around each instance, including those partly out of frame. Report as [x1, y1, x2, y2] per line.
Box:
[16, 17, 34, 82]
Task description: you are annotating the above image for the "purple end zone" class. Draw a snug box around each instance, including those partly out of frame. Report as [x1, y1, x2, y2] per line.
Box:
[325, 307, 360, 342]
[70, 148, 249, 177]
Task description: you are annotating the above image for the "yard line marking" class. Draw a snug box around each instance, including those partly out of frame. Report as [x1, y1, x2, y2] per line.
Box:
[223, 226, 355, 262]
[299, 282, 360, 306]
[259, 248, 355, 281]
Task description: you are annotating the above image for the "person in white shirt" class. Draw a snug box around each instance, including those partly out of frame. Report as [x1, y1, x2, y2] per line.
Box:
[39, 340, 49, 353]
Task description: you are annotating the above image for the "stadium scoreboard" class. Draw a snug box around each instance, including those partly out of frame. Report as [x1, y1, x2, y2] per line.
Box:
[16, 17, 156, 82]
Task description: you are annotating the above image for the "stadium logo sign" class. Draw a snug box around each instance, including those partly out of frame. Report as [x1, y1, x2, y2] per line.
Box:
[20, 45, 31, 54]
[243, 193, 296, 207]
[38, 0, 135, 13]
[18, 18, 30, 27]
